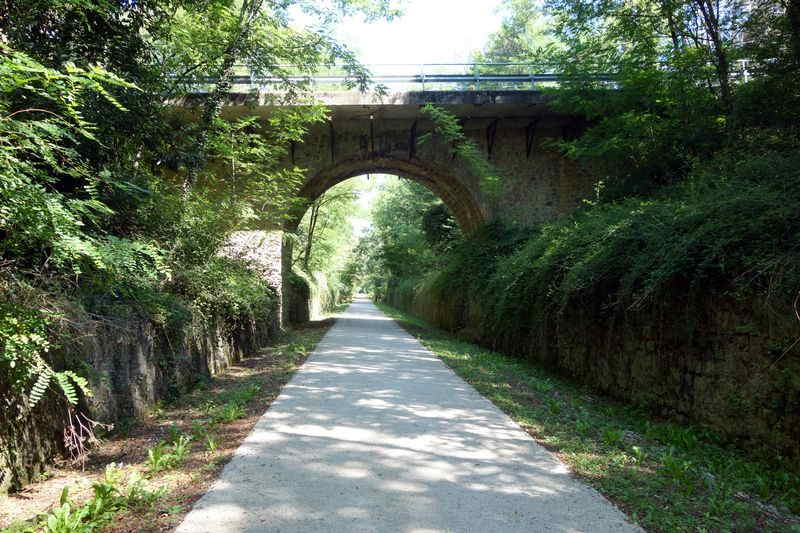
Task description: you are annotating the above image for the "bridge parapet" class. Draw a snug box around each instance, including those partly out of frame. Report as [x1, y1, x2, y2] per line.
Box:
[190, 63, 614, 93]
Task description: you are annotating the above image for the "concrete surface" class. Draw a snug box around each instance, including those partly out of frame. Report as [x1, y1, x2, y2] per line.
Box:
[176, 297, 641, 532]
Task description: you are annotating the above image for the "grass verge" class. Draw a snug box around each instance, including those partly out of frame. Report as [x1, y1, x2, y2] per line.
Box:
[1, 317, 336, 533]
[376, 302, 800, 533]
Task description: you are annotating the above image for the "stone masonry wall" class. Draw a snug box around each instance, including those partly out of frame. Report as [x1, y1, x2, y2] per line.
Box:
[0, 231, 284, 493]
[389, 285, 800, 457]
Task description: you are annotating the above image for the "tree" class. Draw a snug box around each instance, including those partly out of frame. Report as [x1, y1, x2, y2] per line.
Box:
[473, 0, 560, 65]
[476, 0, 799, 199]
[294, 183, 361, 272]
[354, 177, 462, 299]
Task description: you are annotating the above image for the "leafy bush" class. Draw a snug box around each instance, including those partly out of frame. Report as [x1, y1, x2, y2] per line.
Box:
[176, 257, 276, 322]
[405, 151, 800, 349]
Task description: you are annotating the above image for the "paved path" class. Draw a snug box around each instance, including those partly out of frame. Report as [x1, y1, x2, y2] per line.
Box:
[176, 298, 640, 532]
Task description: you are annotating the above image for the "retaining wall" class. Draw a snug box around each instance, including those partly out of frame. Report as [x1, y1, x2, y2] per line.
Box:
[387, 284, 800, 456]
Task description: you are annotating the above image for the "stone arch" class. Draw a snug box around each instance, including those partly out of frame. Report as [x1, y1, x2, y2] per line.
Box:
[284, 155, 488, 234]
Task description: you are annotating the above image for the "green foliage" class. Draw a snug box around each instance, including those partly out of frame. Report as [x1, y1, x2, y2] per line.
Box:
[477, 0, 800, 199]
[0, 46, 137, 274]
[205, 433, 220, 454]
[420, 104, 502, 195]
[0, 296, 93, 408]
[1, 0, 396, 418]
[472, 0, 561, 65]
[14, 465, 165, 533]
[381, 149, 799, 358]
[358, 177, 463, 299]
[293, 180, 362, 275]
[212, 403, 247, 423]
[379, 303, 800, 531]
[202, 382, 260, 424]
[145, 435, 191, 473]
[177, 257, 276, 322]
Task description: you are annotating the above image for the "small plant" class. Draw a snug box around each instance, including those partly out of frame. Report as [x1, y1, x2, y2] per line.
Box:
[38, 466, 164, 532]
[660, 448, 696, 492]
[167, 424, 182, 444]
[165, 505, 184, 515]
[200, 400, 217, 415]
[286, 342, 307, 356]
[145, 435, 192, 473]
[631, 445, 647, 464]
[545, 398, 561, 415]
[171, 434, 192, 463]
[531, 378, 554, 393]
[150, 402, 165, 420]
[205, 433, 220, 454]
[43, 489, 91, 533]
[190, 421, 207, 440]
[646, 422, 701, 450]
[124, 470, 165, 507]
[226, 383, 260, 406]
[213, 402, 246, 423]
[602, 427, 624, 448]
[575, 418, 592, 436]
[146, 442, 171, 473]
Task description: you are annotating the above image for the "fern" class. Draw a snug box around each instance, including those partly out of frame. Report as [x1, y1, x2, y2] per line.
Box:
[27, 367, 91, 407]
[53, 373, 78, 405]
[29, 368, 53, 407]
[63, 371, 92, 398]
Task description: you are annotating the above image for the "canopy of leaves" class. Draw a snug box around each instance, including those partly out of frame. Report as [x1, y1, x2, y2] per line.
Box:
[0, 0, 397, 408]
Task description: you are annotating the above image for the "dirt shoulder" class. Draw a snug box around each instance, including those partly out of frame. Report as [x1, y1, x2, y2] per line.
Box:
[1, 318, 335, 532]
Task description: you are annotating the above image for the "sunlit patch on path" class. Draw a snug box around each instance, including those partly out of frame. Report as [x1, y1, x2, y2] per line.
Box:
[176, 297, 640, 532]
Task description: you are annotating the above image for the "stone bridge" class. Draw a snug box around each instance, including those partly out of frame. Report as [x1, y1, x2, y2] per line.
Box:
[210, 88, 594, 322]
[219, 90, 592, 233]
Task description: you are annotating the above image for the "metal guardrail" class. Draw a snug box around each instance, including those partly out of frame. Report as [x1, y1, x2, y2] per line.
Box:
[192, 61, 755, 93]
[204, 63, 614, 92]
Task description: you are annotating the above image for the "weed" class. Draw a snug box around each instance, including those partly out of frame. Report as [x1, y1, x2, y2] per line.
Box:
[200, 400, 217, 415]
[545, 398, 561, 415]
[602, 427, 624, 448]
[575, 418, 592, 436]
[213, 402, 246, 423]
[150, 402, 165, 420]
[167, 424, 182, 444]
[36, 465, 164, 532]
[286, 342, 306, 356]
[190, 420, 207, 440]
[630, 445, 647, 464]
[205, 433, 220, 454]
[145, 435, 191, 473]
[145, 442, 171, 473]
[171, 435, 192, 462]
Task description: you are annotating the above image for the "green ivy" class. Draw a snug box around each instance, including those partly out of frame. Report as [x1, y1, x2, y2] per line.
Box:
[419, 104, 503, 196]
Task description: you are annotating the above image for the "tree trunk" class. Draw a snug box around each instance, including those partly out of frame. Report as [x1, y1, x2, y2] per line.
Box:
[694, 0, 732, 109]
[789, 0, 800, 66]
[660, 0, 681, 50]
[303, 202, 320, 271]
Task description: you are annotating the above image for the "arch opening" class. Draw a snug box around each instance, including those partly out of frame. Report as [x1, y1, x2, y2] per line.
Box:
[284, 156, 487, 234]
